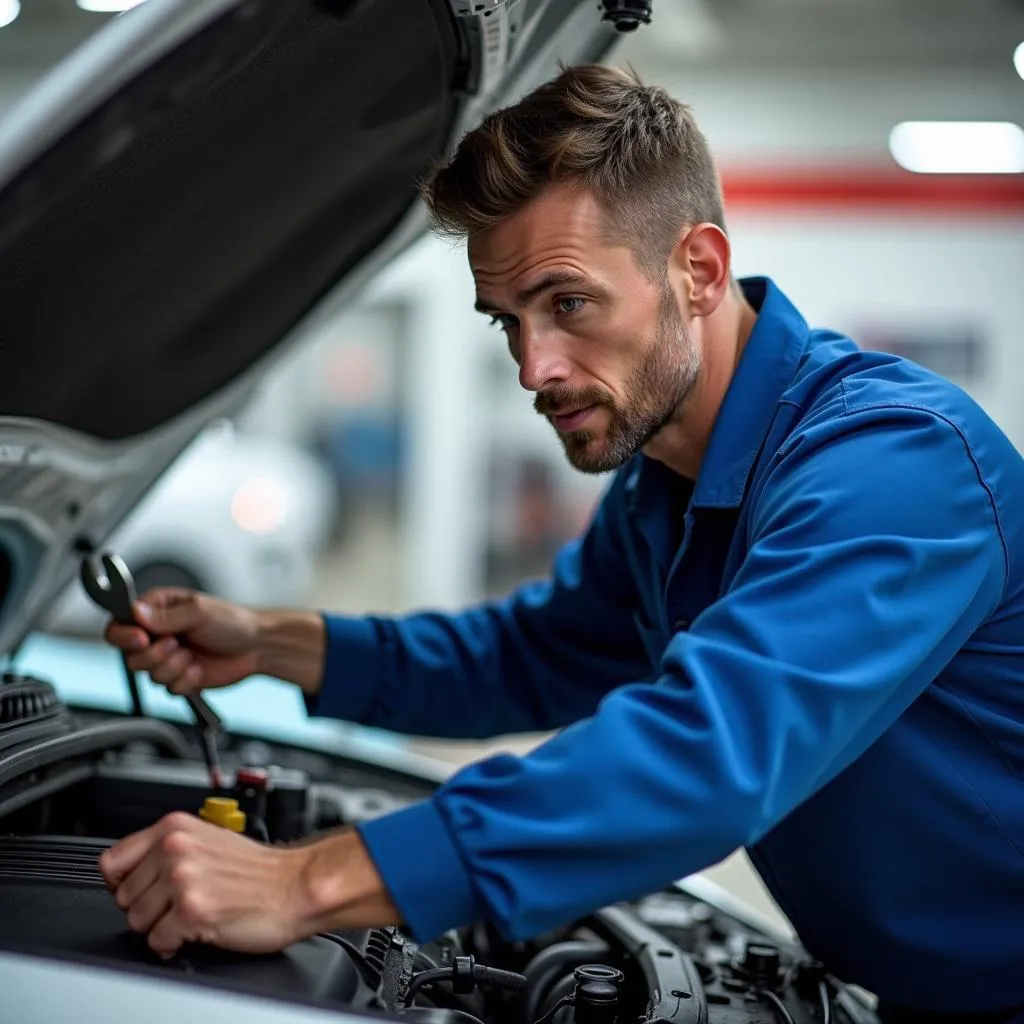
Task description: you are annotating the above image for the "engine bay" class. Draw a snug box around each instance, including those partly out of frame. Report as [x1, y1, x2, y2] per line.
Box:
[0, 669, 880, 1024]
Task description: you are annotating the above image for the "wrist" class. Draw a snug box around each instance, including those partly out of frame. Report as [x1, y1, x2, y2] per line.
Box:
[253, 609, 327, 696]
[293, 829, 400, 934]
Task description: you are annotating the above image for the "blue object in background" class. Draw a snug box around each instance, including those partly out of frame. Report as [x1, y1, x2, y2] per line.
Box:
[318, 413, 404, 503]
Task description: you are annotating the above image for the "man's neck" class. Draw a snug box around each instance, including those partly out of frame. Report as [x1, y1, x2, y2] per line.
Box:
[643, 289, 758, 481]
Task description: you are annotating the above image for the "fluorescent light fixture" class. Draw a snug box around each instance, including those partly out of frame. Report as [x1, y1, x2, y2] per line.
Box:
[1014, 42, 1024, 81]
[76, 0, 149, 12]
[889, 121, 1024, 174]
[0, 0, 20, 30]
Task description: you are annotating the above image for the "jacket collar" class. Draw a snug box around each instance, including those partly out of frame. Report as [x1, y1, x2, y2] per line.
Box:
[625, 277, 810, 528]
[690, 276, 809, 508]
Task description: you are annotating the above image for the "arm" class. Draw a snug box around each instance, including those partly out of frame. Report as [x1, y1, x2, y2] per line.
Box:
[349, 406, 1007, 941]
[306, 470, 653, 738]
[115, 468, 648, 736]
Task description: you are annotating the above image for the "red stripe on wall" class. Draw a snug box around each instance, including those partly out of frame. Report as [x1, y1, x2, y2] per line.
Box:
[720, 168, 1024, 214]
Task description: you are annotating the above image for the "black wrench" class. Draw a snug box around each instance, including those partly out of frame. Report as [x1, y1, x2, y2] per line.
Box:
[80, 551, 224, 789]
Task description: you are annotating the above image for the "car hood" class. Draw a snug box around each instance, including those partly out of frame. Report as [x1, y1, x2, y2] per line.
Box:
[0, 0, 619, 657]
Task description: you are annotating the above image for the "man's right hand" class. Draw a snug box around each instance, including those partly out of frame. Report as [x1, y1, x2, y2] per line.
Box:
[104, 588, 264, 696]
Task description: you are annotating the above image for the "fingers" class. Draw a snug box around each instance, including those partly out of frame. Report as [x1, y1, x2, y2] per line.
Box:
[103, 814, 208, 958]
[148, 906, 189, 960]
[99, 813, 194, 891]
[108, 628, 205, 694]
[134, 589, 204, 637]
[141, 642, 204, 693]
[125, 875, 172, 938]
[167, 664, 204, 696]
[104, 622, 150, 653]
[113, 846, 162, 911]
[122, 636, 178, 674]
[104, 814, 310, 959]
[106, 815, 215, 959]
[99, 821, 161, 891]
[148, 646, 193, 686]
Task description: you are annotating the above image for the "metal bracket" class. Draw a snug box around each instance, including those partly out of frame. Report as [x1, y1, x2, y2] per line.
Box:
[448, 0, 521, 17]
[448, 0, 523, 100]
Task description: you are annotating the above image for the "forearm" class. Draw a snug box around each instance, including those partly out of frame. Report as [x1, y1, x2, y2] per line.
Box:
[315, 590, 650, 739]
[254, 609, 327, 697]
[305, 475, 649, 737]
[293, 828, 401, 933]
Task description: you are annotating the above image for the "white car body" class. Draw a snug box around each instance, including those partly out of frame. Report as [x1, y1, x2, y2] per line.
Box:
[44, 423, 338, 634]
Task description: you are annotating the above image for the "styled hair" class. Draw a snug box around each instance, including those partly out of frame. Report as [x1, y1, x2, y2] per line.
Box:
[420, 64, 727, 279]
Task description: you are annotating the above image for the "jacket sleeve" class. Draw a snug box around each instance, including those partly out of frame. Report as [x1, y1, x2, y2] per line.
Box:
[356, 405, 1008, 942]
[309, 470, 652, 738]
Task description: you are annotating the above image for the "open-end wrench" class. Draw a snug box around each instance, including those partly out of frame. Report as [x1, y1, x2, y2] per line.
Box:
[80, 551, 224, 789]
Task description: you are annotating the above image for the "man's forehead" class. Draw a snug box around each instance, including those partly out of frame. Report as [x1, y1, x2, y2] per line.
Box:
[468, 187, 609, 280]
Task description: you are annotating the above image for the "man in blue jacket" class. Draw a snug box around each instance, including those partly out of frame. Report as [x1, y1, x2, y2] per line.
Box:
[99, 65, 1024, 1020]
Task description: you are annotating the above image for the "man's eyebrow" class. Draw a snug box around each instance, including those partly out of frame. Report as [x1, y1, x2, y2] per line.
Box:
[474, 270, 589, 314]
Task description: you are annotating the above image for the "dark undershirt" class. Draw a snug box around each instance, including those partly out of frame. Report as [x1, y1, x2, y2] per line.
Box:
[666, 471, 695, 555]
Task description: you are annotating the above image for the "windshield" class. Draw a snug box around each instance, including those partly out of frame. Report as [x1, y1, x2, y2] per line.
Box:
[16, 630, 407, 757]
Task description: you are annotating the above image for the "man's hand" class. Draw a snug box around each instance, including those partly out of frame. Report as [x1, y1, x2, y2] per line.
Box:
[99, 812, 308, 957]
[103, 587, 327, 697]
[104, 589, 264, 696]
[99, 813, 400, 958]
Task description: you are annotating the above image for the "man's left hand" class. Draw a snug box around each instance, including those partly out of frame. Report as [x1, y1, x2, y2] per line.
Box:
[98, 811, 315, 958]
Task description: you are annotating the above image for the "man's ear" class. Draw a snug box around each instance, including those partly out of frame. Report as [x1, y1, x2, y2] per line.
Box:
[669, 223, 732, 317]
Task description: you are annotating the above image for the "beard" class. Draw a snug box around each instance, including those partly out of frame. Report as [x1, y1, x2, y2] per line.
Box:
[534, 288, 700, 474]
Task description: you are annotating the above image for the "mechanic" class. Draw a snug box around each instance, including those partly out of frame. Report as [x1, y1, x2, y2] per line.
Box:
[100, 65, 1024, 1023]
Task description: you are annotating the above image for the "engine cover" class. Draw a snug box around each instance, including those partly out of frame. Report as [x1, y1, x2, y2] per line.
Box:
[0, 835, 369, 1003]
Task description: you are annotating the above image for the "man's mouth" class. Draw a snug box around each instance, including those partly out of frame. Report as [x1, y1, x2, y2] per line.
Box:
[550, 405, 597, 432]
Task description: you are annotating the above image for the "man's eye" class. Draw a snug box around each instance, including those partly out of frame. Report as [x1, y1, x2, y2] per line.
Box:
[557, 297, 585, 315]
[489, 314, 517, 331]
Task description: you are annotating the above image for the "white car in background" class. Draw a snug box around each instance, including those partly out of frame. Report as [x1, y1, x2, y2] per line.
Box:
[44, 422, 338, 635]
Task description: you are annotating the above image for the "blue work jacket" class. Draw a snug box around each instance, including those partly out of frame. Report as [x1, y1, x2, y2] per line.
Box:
[313, 277, 1024, 1013]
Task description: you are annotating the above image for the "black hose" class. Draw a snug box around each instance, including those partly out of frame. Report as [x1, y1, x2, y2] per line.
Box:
[475, 965, 528, 991]
[406, 968, 453, 1004]
[531, 995, 574, 1024]
[760, 989, 797, 1024]
[819, 980, 834, 1024]
[404, 959, 528, 1007]
[521, 940, 611, 1023]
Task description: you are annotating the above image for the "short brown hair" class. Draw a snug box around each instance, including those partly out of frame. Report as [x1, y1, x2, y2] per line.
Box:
[420, 64, 726, 279]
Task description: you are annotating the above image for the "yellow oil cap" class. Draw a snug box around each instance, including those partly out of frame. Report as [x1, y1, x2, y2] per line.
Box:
[198, 796, 246, 833]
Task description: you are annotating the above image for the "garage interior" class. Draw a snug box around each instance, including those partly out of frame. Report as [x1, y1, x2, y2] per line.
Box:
[3, 0, 1023, 942]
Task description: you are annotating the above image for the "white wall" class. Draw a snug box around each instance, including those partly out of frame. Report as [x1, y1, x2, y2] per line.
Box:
[730, 214, 1024, 446]
[634, 66, 1024, 445]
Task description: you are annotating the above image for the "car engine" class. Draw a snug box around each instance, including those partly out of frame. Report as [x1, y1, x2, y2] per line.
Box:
[0, 670, 879, 1024]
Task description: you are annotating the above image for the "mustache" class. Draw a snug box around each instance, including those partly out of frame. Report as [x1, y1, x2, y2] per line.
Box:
[534, 385, 611, 417]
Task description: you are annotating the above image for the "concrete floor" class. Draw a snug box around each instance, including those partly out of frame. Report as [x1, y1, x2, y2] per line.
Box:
[309, 505, 793, 936]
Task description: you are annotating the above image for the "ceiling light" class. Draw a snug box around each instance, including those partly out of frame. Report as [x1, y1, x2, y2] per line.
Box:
[1014, 42, 1024, 81]
[889, 121, 1024, 174]
[0, 0, 20, 30]
[76, 0, 149, 12]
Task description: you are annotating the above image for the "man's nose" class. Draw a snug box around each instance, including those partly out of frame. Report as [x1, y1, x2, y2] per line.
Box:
[517, 326, 571, 393]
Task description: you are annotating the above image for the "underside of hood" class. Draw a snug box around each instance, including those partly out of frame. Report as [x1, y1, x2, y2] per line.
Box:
[0, 0, 459, 441]
[0, 0, 619, 657]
